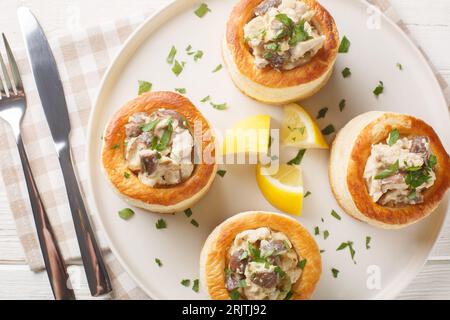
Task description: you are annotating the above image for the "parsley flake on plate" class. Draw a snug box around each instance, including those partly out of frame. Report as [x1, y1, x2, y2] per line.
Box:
[192, 279, 200, 293]
[317, 107, 328, 119]
[396, 63, 403, 70]
[373, 81, 384, 97]
[323, 230, 330, 240]
[174, 88, 187, 94]
[155, 218, 167, 229]
[341, 67, 351, 78]
[339, 99, 346, 112]
[336, 241, 356, 264]
[217, 170, 227, 177]
[138, 80, 152, 95]
[331, 209, 341, 221]
[191, 219, 199, 227]
[304, 191, 311, 198]
[338, 36, 351, 53]
[181, 279, 190, 287]
[331, 268, 340, 278]
[172, 60, 184, 77]
[194, 3, 211, 18]
[366, 236, 372, 250]
[314, 226, 320, 235]
[118, 208, 134, 220]
[287, 149, 306, 165]
[193, 50, 204, 62]
[184, 208, 193, 218]
[321, 124, 335, 136]
[200, 95, 211, 103]
[210, 102, 228, 110]
[155, 258, 163, 267]
[166, 46, 177, 64]
[212, 64, 223, 73]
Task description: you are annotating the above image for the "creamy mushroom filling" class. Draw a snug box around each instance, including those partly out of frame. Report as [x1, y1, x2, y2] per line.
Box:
[225, 227, 303, 300]
[244, 0, 325, 70]
[124, 109, 194, 187]
[364, 130, 437, 206]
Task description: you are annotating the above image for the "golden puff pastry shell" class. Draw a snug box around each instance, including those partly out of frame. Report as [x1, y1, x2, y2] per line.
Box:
[223, 0, 339, 104]
[329, 112, 450, 229]
[102, 91, 217, 214]
[199, 211, 321, 300]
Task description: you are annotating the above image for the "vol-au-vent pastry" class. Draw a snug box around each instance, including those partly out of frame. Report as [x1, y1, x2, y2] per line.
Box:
[102, 91, 217, 214]
[223, 0, 339, 104]
[200, 211, 321, 300]
[329, 111, 450, 229]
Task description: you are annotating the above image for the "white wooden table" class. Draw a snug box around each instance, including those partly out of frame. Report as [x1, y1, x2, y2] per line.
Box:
[0, 0, 449, 299]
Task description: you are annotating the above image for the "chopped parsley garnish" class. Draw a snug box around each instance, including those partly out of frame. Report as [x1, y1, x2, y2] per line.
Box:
[341, 67, 351, 78]
[298, 259, 307, 270]
[210, 102, 228, 110]
[338, 36, 351, 53]
[274, 266, 286, 278]
[123, 172, 130, 179]
[185, 45, 192, 52]
[289, 19, 311, 45]
[287, 149, 306, 165]
[396, 63, 403, 70]
[388, 129, 400, 146]
[181, 279, 190, 287]
[248, 243, 261, 261]
[373, 81, 384, 97]
[217, 170, 227, 177]
[321, 124, 335, 136]
[238, 279, 247, 288]
[191, 219, 199, 227]
[405, 168, 431, 190]
[331, 210, 341, 221]
[184, 208, 193, 218]
[375, 160, 399, 180]
[317, 107, 329, 119]
[141, 119, 160, 132]
[323, 230, 330, 240]
[155, 258, 163, 267]
[366, 236, 372, 250]
[284, 291, 294, 300]
[166, 46, 177, 64]
[230, 289, 240, 300]
[336, 241, 356, 264]
[212, 64, 223, 73]
[172, 60, 184, 76]
[331, 268, 340, 278]
[155, 119, 173, 151]
[339, 99, 346, 112]
[194, 3, 211, 18]
[320, 249, 325, 253]
[192, 279, 199, 293]
[304, 191, 311, 198]
[155, 219, 167, 229]
[193, 50, 204, 62]
[174, 88, 187, 94]
[118, 208, 134, 220]
[138, 80, 152, 95]
[314, 226, 320, 235]
[428, 154, 437, 168]
[200, 95, 211, 103]
[111, 144, 120, 150]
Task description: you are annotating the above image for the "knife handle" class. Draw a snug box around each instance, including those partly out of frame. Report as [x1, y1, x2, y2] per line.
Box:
[58, 144, 112, 297]
[16, 134, 76, 300]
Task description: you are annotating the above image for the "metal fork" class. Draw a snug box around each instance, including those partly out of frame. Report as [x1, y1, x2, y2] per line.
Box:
[0, 34, 75, 300]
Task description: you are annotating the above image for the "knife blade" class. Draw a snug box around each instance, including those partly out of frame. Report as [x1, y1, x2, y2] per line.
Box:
[18, 7, 112, 297]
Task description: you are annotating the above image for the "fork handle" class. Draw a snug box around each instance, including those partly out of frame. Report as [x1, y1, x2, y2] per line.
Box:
[16, 134, 76, 300]
[58, 145, 112, 297]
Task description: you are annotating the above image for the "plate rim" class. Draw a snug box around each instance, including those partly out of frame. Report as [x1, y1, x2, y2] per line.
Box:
[85, 0, 450, 300]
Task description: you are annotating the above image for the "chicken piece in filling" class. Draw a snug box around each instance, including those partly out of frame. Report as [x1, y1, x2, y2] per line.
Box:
[244, 0, 326, 70]
[225, 227, 303, 300]
[124, 109, 194, 187]
[364, 130, 437, 206]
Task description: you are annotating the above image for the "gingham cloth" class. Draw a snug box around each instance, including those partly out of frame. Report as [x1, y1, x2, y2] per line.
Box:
[0, 1, 449, 300]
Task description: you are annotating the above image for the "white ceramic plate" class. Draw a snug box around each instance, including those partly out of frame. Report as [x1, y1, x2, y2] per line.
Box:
[86, 0, 450, 299]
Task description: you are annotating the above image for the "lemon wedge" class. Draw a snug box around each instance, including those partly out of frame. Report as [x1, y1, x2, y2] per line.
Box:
[256, 164, 304, 216]
[281, 103, 328, 149]
[222, 114, 271, 156]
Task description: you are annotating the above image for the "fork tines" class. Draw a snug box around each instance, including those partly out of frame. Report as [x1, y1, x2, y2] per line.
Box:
[0, 34, 24, 99]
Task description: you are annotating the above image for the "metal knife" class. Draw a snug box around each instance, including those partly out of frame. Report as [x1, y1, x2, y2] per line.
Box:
[18, 7, 112, 297]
